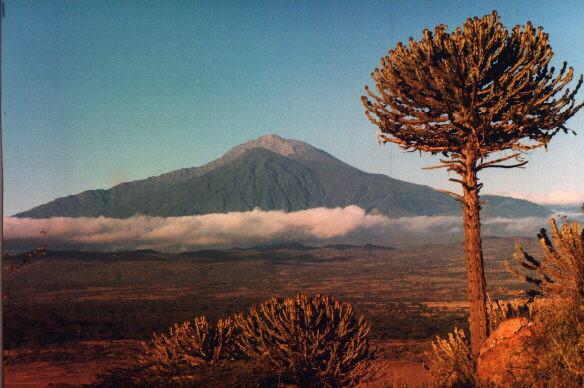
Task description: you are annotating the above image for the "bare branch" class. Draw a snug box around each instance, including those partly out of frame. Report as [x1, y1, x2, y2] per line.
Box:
[423, 164, 454, 170]
[436, 189, 463, 202]
[480, 161, 529, 169]
[477, 153, 522, 169]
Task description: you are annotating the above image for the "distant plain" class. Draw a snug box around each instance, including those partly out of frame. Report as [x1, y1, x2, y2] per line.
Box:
[3, 237, 538, 385]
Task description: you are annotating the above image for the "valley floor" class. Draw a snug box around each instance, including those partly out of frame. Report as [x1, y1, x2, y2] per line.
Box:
[3, 238, 537, 386]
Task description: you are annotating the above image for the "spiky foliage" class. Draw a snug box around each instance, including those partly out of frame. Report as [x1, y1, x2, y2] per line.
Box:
[487, 298, 534, 332]
[112, 295, 379, 386]
[234, 294, 379, 387]
[506, 219, 584, 385]
[508, 219, 584, 300]
[361, 11, 583, 356]
[139, 316, 238, 373]
[426, 328, 475, 388]
[362, 11, 583, 156]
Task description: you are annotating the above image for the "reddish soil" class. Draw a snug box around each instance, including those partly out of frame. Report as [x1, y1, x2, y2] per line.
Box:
[4, 339, 430, 387]
[4, 340, 141, 387]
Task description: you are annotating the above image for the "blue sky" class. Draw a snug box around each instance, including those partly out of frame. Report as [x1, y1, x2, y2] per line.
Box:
[3, 0, 584, 215]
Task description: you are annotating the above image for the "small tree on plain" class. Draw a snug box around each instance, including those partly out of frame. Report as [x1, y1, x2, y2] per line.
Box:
[361, 11, 583, 356]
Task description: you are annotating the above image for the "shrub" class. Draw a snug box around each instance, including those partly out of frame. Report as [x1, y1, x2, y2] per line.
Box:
[507, 219, 584, 385]
[508, 219, 584, 299]
[109, 295, 379, 386]
[528, 296, 584, 386]
[138, 316, 238, 373]
[234, 294, 379, 387]
[425, 327, 475, 388]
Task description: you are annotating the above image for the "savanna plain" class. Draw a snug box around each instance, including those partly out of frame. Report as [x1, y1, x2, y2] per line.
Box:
[3, 237, 536, 386]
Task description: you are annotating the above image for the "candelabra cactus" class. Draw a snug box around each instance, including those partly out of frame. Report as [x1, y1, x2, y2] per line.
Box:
[139, 316, 238, 372]
[361, 10, 584, 355]
[508, 219, 584, 299]
[505, 219, 584, 385]
[234, 294, 378, 386]
[132, 295, 379, 386]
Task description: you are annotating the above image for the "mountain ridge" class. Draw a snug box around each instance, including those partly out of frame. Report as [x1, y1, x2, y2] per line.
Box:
[15, 134, 552, 219]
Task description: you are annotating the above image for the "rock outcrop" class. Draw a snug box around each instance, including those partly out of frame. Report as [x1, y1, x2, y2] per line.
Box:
[476, 318, 537, 386]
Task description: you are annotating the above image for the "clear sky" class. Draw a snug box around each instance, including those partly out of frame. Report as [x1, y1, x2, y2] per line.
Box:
[3, 0, 584, 216]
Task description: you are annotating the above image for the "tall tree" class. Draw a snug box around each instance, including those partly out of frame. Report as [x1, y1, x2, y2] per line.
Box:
[361, 11, 583, 356]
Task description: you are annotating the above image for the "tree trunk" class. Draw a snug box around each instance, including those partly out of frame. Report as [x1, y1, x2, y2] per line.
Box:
[461, 156, 489, 358]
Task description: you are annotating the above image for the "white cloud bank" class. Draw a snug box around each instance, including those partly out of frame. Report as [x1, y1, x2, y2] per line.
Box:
[4, 206, 579, 253]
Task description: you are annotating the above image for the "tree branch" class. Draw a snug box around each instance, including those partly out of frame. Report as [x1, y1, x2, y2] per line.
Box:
[480, 161, 529, 169]
[423, 164, 453, 170]
[436, 189, 463, 202]
[477, 153, 523, 170]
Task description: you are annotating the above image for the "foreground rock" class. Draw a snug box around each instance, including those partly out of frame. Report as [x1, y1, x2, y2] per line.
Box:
[476, 318, 537, 386]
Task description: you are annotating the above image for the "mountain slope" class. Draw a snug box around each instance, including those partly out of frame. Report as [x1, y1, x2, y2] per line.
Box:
[15, 134, 552, 219]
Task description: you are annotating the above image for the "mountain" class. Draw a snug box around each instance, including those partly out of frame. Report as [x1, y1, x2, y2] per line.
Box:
[15, 134, 552, 219]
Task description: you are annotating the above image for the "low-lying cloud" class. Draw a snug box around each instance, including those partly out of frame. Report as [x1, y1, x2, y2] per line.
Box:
[4, 206, 579, 253]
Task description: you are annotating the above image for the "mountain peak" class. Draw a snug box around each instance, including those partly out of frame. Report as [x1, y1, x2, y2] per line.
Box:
[122, 134, 329, 188]
[243, 133, 299, 156]
[255, 133, 286, 142]
[222, 133, 318, 160]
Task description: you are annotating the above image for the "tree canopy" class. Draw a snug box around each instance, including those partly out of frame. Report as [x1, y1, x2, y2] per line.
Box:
[362, 11, 583, 172]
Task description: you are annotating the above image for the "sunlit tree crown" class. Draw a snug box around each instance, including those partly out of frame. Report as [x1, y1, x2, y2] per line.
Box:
[362, 11, 583, 162]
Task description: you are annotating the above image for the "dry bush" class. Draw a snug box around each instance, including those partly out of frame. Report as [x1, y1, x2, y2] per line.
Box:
[138, 316, 238, 373]
[527, 297, 584, 386]
[234, 294, 379, 387]
[508, 219, 584, 299]
[425, 327, 475, 388]
[487, 298, 534, 332]
[104, 294, 378, 386]
[507, 219, 584, 386]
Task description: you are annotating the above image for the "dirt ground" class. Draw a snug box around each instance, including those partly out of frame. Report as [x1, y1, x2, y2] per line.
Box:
[4, 340, 141, 387]
[4, 339, 431, 387]
[3, 240, 535, 386]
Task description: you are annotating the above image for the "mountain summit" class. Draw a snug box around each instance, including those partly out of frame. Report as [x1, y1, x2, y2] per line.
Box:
[16, 135, 551, 219]
[224, 134, 319, 159]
